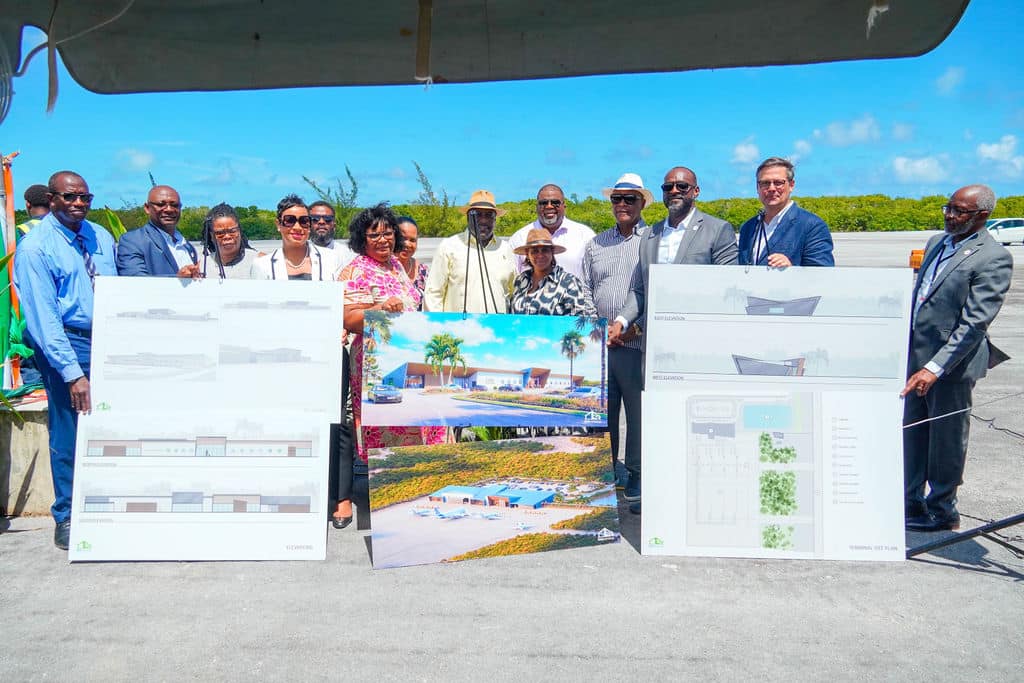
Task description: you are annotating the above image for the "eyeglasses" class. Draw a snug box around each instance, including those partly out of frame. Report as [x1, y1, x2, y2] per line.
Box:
[213, 226, 240, 238]
[537, 199, 563, 207]
[757, 179, 791, 189]
[51, 191, 94, 203]
[311, 215, 335, 224]
[941, 204, 983, 217]
[148, 201, 181, 210]
[366, 231, 395, 242]
[661, 182, 693, 193]
[610, 194, 640, 205]
[280, 215, 312, 228]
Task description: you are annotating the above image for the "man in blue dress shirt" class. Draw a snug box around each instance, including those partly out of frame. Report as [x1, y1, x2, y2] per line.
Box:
[13, 171, 118, 550]
[116, 185, 200, 277]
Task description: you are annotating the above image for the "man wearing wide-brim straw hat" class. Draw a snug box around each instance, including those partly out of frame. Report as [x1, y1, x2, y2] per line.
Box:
[423, 189, 516, 313]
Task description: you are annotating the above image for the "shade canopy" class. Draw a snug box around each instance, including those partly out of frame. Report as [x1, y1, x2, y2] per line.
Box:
[1, 0, 968, 94]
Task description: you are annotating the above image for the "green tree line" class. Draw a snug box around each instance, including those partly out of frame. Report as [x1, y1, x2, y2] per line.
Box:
[15, 161, 1024, 239]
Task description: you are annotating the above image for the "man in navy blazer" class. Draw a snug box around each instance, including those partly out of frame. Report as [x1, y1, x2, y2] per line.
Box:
[737, 157, 834, 267]
[116, 185, 201, 277]
[901, 184, 1013, 532]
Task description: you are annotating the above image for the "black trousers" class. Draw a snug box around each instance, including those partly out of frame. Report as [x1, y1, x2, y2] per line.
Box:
[329, 347, 355, 505]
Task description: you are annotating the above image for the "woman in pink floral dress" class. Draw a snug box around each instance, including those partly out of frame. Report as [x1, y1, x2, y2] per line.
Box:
[339, 204, 447, 470]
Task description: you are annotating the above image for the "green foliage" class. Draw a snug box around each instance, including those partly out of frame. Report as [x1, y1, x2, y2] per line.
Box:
[447, 532, 601, 561]
[758, 432, 797, 464]
[762, 524, 795, 550]
[550, 507, 619, 531]
[368, 436, 609, 510]
[760, 471, 798, 515]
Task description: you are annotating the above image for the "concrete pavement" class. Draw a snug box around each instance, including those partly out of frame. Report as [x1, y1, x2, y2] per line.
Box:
[3, 232, 1022, 680]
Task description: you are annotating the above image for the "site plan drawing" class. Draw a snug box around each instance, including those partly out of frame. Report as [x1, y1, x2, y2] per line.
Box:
[69, 278, 344, 561]
[368, 435, 620, 569]
[361, 312, 607, 428]
[640, 265, 910, 561]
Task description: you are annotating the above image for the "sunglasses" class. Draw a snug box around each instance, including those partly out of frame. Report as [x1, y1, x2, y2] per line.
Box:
[280, 215, 312, 228]
[537, 199, 563, 207]
[213, 226, 240, 238]
[610, 194, 640, 205]
[757, 179, 790, 189]
[51, 192, 94, 203]
[311, 215, 335, 224]
[661, 182, 693, 193]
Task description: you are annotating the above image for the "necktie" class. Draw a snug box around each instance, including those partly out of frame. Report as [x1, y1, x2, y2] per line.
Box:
[75, 233, 97, 287]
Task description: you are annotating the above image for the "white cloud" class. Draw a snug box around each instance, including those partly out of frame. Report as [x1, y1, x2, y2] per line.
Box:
[892, 155, 947, 183]
[813, 114, 880, 146]
[731, 137, 759, 165]
[791, 139, 812, 161]
[976, 134, 1024, 178]
[935, 66, 965, 95]
[116, 148, 155, 172]
[891, 123, 914, 141]
[390, 315, 499, 347]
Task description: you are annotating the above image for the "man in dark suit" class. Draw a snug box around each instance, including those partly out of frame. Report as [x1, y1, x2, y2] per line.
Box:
[737, 157, 834, 267]
[116, 185, 200, 277]
[901, 184, 1013, 532]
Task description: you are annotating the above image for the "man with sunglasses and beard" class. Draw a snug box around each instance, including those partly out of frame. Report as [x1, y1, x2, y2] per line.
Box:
[116, 185, 201, 278]
[508, 184, 595, 279]
[13, 171, 118, 550]
[309, 201, 355, 267]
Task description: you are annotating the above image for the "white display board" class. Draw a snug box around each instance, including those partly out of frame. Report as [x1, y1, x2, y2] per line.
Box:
[69, 278, 344, 561]
[641, 265, 912, 561]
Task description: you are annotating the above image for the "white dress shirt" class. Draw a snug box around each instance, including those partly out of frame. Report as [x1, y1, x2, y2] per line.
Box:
[508, 217, 596, 280]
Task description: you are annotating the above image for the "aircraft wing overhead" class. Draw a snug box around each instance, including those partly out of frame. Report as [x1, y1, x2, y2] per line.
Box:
[2, 0, 969, 95]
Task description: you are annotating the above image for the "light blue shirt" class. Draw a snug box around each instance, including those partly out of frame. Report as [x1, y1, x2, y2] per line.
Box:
[154, 223, 196, 269]
[13, 213, 118, 381]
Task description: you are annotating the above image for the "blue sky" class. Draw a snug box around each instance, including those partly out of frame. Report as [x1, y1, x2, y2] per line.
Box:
[375, 313, 602, 382]
[2, 1, 1022, 210]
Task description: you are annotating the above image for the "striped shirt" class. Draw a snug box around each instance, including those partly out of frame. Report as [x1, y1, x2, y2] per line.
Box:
[580, 223, 646, 351]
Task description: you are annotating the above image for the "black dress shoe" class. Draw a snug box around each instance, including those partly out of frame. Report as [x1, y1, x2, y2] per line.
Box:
[628, 501, 641, 515]
[906, 513, 960, 532]
[54, 520, 71, 550]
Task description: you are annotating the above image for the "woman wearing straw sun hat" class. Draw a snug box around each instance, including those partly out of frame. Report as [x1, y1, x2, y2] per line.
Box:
[509, 228, 596, 317]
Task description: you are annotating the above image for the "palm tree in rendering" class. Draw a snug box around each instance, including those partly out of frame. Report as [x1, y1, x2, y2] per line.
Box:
[363, 311, 393, 354]
[560, 329, 585, 390]
[424, 332, 466, 385]
[576, 316, 606, 407]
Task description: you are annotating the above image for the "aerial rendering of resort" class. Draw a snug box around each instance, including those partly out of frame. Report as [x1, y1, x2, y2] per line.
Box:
[368, 435, 620, 568]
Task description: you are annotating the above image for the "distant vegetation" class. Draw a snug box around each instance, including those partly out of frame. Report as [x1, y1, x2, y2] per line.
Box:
[16, 161, 1024, 239]
[447, 531, 600, 561]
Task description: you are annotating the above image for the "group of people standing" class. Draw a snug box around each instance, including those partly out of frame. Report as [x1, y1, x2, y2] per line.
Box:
[12, 154, 1014, 549]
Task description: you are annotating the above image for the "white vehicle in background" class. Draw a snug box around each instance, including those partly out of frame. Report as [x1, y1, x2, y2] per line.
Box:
[987, 218, 1024, 245]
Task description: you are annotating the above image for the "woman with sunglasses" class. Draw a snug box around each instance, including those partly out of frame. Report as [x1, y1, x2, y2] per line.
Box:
[336, 203, 447, 526]
[251, 194, 342, 280]
[200, 203, 258, 278]
[509, 228, 596, 317]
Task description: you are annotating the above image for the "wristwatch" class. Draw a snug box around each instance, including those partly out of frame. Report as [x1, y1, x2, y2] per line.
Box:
[630, 322, 643, 337]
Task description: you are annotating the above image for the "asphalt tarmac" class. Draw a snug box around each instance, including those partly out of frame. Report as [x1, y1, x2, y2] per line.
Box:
[3, 231, 1022, 681]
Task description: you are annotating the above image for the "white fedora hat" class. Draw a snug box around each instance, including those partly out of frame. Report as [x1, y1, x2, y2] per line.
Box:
[601, 172, 654, 205]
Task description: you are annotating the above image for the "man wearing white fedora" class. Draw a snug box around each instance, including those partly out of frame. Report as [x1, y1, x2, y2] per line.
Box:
[423, 189, 516, 313]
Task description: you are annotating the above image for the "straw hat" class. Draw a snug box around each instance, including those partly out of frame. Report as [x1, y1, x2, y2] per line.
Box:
[601, 172, 654, 205]
[459, 189, 507, 217]
[512, 228, 567, 256]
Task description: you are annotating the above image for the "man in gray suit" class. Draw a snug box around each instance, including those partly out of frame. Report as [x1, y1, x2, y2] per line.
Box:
[608, 167, 737, 510]
[901, 184, 1013, 532]
[612, 166, 738, 340]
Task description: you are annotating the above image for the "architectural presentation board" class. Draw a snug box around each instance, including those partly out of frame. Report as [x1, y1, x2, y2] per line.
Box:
[69, 278, 344, 561]
[367, 434, 620, 569]
[361, 312, 607, 428]
[640, 265, 911, 561]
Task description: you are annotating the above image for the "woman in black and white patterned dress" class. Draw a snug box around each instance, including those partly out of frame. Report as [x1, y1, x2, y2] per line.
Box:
[509, 228, 596, 317]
